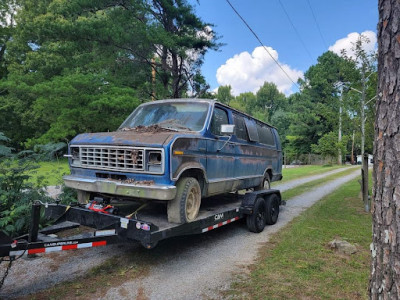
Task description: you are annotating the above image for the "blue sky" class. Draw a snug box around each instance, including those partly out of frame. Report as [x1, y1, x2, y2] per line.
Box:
[189, 0, 378, 95]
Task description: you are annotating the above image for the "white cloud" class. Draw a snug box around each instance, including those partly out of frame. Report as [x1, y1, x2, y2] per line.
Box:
[329, 30, 377, 59]
[216, 46, 303, 96]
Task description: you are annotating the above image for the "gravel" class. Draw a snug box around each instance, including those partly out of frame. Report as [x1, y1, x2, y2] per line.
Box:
[0, 168, 360, 299]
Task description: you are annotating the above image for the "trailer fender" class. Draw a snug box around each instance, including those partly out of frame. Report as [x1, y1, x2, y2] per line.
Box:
[240, 189, 282, 215]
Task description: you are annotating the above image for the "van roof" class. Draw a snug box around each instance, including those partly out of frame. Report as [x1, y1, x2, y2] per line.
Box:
[142, 98, 277, 129]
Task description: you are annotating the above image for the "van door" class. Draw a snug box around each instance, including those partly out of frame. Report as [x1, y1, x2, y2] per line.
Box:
[206, 106, 235, 195]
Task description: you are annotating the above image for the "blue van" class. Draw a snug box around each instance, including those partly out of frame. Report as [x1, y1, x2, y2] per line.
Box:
[64, 99, 282, 223]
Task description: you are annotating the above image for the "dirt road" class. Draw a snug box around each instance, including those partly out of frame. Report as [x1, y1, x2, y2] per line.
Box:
[0, 167, 360, 299]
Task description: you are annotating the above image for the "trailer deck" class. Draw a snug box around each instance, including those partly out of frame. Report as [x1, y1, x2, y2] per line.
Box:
[0, 189, 283, 260]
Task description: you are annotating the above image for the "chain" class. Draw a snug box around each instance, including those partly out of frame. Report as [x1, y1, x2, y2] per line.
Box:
[0, 257, 13, 290]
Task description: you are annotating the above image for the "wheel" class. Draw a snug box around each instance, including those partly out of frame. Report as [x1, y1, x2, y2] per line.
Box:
[255, 173, 270, 191]
[265, 194, 280, 225]
[167, 177, 201, 224]
[246, 197, 267, 233]
[77, 190, 90, 204]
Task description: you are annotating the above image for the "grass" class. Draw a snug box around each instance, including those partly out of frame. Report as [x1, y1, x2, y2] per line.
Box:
[226, 177, 372, 299]
[27, 159, 70, 186]
[281, 166, 359, 200]
[279, 164, 350, 183]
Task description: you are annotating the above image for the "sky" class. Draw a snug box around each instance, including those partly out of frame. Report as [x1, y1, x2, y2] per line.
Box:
[189, 0, 378, 96]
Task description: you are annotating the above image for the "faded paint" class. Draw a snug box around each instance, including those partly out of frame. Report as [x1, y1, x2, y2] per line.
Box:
[65, 99, 282, 203]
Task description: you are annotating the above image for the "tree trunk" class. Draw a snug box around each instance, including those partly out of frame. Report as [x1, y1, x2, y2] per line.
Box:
[370, 1, 400, 298]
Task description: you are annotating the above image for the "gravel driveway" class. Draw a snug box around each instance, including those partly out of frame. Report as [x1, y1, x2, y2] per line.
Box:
[0, 167, 360, 299]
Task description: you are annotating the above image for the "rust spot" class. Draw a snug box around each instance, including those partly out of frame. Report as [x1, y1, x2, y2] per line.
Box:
[379, 130, 383, 139]
[107, 178, 154, 185]
[397, 35, 400, 44]
[379, 161, 384, 172]
[383, 19, 388, 29]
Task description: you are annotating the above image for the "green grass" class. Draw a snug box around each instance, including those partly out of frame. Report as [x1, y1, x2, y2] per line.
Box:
[28, 159, 70, 186]
[279, 165, 349, 183]
[281, 166, 359, 200]
[227, 177, 371, 299]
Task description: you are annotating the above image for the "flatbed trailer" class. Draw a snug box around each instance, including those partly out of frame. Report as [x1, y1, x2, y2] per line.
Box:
[0, 189, 283, 260]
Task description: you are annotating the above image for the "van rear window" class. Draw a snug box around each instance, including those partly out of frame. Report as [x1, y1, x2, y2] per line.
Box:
[244, 118, 259, 142]
[233, 114, 248, 141]
[257, 124, 276, 146]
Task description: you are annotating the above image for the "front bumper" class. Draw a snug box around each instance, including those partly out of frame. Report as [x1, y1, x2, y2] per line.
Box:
[63, 175, 176, 201]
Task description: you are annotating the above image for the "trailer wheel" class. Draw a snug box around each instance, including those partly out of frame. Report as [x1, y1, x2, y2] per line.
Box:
[265, 194, 280, 225]
[246, 197, 266, 233]
[255, 173, 270, 191]
[168, 177, 201, 224]
[77, 190, 90, 204]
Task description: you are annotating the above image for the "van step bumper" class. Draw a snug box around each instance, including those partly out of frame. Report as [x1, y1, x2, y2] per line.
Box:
[63, 175, 176, 200]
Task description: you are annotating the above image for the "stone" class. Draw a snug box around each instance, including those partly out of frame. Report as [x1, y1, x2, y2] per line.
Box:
[328, 239, 358, 255]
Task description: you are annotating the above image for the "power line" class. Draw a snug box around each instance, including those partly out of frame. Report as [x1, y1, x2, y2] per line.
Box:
[306, 0, 328, 49]
[225, 0, 300, 91]
[277, 0, 314, 63]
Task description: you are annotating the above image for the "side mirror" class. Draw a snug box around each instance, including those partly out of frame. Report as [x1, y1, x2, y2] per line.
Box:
[220, 124, 235, 135]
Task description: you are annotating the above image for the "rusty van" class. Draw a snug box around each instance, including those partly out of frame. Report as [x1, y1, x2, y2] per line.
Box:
[63, 99, 283, 224]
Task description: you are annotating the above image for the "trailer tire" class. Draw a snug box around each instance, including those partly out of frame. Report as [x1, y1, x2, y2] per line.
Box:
[246, 197, 266, 233]
[265, 194, 280, 225]
[168, 177, 201, 224]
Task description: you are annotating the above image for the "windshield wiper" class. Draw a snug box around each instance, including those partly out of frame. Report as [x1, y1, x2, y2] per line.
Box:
[156, 119, 192, 131]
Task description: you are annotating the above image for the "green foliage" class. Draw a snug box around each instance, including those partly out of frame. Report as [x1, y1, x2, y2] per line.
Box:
[0, 0, 219, 148]
[0, 148, 52, 237]
[311, 131, 349, 162]
[216, 85, 233, 104]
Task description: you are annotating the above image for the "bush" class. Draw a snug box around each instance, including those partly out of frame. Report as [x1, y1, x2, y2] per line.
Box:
[0, 133, 68, 237]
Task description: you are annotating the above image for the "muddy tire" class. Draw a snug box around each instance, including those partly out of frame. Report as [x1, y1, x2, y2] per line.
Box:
[168, 177, 201, 224]
[77, 190, 90, 204]
[246, 197, 267, 233]
[265, 194, 280, 225]
[255, 173, 271, 191]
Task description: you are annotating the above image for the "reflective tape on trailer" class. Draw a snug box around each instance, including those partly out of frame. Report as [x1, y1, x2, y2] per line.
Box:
[9, 240, 107, 257]
[201, 217, 240, 233]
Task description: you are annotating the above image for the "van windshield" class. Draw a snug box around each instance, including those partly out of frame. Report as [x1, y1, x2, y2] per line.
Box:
[119, 101, 210, 132]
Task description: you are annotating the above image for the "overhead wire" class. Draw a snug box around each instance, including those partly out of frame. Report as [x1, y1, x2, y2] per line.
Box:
[225, 0, 300, 91]
[277, 0, 314, 63]
[306, 0, 328, 49]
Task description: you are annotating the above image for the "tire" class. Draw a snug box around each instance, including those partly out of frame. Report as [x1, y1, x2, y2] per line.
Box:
[246, 197, 267, 233]
[167, 177, 201, 224]
[265, 194, 280, 225]
[77, 190, 90, 204]
[255, 173, 271, 191]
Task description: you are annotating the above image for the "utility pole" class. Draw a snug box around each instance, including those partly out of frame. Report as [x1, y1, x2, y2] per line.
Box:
[334, 82, 346, 165]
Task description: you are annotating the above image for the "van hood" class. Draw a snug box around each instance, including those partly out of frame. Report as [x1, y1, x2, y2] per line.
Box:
[71, 130, 179, 147]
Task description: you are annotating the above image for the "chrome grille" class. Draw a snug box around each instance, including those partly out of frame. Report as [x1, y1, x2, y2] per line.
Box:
[79, 146, 144, 171]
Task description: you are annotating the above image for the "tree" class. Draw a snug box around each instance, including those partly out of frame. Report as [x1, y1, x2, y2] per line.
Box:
[342, 34, 377, 156]
[0, 0, 219, 148]
[216, 85, 233, 104]
[370, 0, 400, 297]
[311, 131, 347, 164]
[255, 82, 286, 122]
[146, 0, 219, 98]
[0, 0, 18, 79]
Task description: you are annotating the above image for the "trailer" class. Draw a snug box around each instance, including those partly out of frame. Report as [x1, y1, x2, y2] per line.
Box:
[0, 189, 283, 285]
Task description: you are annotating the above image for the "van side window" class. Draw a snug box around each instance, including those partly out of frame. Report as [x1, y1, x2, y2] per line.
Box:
[233, 114, 248, 141]
[210, 107, 229, 136]
[244, 118, 259, 142]
[257, 124, 276, 146]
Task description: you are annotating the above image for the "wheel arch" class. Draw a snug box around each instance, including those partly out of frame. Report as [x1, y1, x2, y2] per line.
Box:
[175, 166, 207, 197]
